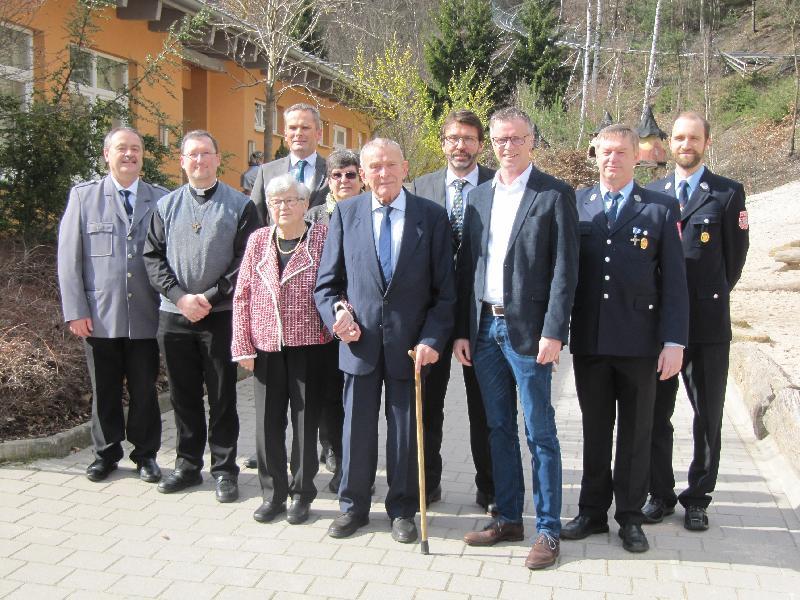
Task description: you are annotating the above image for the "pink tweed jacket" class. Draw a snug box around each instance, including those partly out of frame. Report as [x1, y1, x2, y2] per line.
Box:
[231, 221, 332, 359]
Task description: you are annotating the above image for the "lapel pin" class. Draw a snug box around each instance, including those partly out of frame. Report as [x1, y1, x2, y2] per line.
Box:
[634, 194, 642, 203]
[590, 193, 597, 202]
[640, 237, 649, 250]
[700, 182, 709, 191]
[665, 181, 672, 190]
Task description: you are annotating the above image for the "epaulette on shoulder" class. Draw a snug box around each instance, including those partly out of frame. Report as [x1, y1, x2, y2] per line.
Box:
[73, 179, 102, 189]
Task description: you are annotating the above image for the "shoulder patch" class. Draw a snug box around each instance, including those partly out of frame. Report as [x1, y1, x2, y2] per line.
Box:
[738, 210, 749, 230]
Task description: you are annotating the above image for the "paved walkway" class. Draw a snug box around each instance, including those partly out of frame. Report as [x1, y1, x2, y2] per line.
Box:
[1, 354, 799, 599]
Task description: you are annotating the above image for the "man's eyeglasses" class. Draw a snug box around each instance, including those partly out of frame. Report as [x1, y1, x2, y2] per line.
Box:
[329, 171, 359, 180]
[267, 197, 303, 208]
[183, 151, 216, 161]
[443, 135, 480, 146]
[490, 135, 529, 147]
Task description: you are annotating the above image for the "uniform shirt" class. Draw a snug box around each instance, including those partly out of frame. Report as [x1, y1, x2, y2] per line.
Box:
[111, 176, 139, 211]
[290, 152, 318, 185]
[483, 163, 533, 305]
[371, 189, 406, 272]
[674, 165, 706, 202]
[599, 179, 635, 218]
[444, 165, 480, 215]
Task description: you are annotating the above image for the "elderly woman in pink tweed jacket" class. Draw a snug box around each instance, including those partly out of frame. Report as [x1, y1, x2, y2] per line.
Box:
[232, 173, 332, 526]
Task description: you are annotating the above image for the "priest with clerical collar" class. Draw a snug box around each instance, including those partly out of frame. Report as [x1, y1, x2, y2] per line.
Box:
[143, 129, 261, 504]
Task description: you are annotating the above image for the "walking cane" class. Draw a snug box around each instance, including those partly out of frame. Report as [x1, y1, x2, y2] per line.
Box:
[408, 349, 430, 555]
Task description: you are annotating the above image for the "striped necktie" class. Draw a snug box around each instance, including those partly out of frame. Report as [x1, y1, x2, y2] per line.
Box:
[450, 179, 466, 246]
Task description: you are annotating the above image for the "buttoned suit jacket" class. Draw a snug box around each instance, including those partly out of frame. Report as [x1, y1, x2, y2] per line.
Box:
[646, 169, 749, 344]
[569, 183, 689, 357]
[455, 166, 580, 355]
[314, 191, 457, 380]
[58, 175, 167, 339]
[250, 155, 327, 225]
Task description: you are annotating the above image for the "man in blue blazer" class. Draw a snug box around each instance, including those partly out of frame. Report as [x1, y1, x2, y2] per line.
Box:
[642, 112, 749, 531]
[562, 124, 689, 553]
[454, 107, 579, 570]
[314, 138, 456, 544]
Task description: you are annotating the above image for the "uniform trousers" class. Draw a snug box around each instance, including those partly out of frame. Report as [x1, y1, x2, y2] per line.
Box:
[339, 348, 418, 520]
[253, 344, 324, 504]
[649, 342, 730, 509]
[573, 354, 657, 526]
[424, 336, 493, 497]
[84, 337, 161, 463]
[157, 310, 239, 477]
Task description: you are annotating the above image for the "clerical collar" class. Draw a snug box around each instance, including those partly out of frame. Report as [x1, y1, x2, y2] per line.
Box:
[189, 180, 219, 201]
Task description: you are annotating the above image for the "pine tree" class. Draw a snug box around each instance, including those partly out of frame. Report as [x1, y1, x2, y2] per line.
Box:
[503, 0, 569, 108]
[424, 0, 500, 110]
[292, 0, 328, 59]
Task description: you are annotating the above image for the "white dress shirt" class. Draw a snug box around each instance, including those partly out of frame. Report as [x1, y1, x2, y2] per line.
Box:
[482, 163, 533, 305]
[371, 189, 406, 272]
[444, 165, 480, 215]
[290, 152, 318, 187]
[111, 176, 139, 211]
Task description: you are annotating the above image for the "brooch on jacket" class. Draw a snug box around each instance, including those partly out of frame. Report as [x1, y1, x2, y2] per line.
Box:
[631, 227, 649, 249]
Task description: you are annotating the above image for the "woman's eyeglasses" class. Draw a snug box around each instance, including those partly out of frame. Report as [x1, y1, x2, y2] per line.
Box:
[330, 171, 358, 180]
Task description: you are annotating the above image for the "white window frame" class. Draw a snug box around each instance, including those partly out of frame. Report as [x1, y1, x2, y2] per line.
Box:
[333, 124, 347, 150]
[247, 139, 257, 158]
[69, 46, 128, 106]
[158, 125, 170, 147]
[272, 104, 278, 134]
[254, 100, 266, 132]
[0, 23, 34, 105]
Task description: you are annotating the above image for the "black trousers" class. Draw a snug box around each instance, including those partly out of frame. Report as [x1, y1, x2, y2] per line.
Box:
[253, 344, 324, 504]
[573, 354, 657, 526]
[317, 341, 344, 461]
[84, 337, 161, 463]
[649, 342, 730, 509]
[157, 310, 239, 477]
[339, 351, 418, 520]
[424, 337, 493, 496]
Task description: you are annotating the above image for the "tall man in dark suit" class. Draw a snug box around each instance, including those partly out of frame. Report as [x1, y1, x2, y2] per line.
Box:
[250, 103, 328, 226]
[408, 109, 495, 512]
[315, 138, 456, 544]
[455, 107, 579, 570]
[561, 124, 689, 553]
[642, 112, 749, 531]
[58, 127, 167, 484]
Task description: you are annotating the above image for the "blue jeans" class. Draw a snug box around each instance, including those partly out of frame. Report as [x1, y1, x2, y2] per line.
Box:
[472, 311, 562, 537]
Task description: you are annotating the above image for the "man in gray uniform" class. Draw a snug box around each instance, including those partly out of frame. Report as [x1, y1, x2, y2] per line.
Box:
[58, 126, 167, 484]
[144, 130, 260, 503]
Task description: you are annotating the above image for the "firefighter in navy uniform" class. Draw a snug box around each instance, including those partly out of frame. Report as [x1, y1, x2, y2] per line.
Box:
[642, 112, 749, 532]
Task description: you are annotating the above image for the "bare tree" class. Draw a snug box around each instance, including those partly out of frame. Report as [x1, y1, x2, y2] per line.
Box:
[576, 0, 593, 149]
[791, 10, 798, 156]
[641, 0, 663, 119]
[700, 0, 713, 120]
[590, 0, 603, 103]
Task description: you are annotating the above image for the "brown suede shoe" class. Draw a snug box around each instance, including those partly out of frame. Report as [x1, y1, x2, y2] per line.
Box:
[463, 520, 524, 546]
[525, 533, 560, 570]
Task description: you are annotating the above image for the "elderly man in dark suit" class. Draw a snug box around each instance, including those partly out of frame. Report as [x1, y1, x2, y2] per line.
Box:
[409, 109, 495, 513]
[642, 112, 749, 532]
[454, 107, 579, 570]
[58, 127, 168, 484]
[562, 124, 689, 554]
[250, 103, 328, 226]
[314, 138, 456, 544]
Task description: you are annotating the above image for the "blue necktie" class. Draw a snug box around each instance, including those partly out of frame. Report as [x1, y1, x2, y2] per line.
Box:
[678, 180, 689, 210]
[294, 159, 307, 183]
[120, 189, 133, 220]
[606, 192, 622, 228]
[378, 205, 393, 286]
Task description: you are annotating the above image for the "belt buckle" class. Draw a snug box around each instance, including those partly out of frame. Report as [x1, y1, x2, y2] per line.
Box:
[491, 304, 504, 317]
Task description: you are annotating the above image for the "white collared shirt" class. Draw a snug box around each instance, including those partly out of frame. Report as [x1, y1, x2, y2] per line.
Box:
[371, 189, 406, 272]
[110, 176, 139, 210]
[290, 152, 318, 187]
[483, 163, 533, 305]
[444, 165, 480, 215]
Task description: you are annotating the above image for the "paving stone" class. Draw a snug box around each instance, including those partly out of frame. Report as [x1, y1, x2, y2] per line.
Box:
[447, 573, 501, 597]
[7, 561, 73, 585]
[3, 582, 70, 599]
[159, 581, 222, 600]
[106, 574, 171, 598]
[358, 582, 416, 599]
[58, 569, 121, 592]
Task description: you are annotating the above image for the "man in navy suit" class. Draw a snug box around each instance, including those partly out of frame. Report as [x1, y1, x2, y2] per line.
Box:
[561, 124, 689, 553]
[408, 109, 495, 512]
[642, 112, 749, 532]
[314, 138, 456, 544]
[454, 107, 579, 570]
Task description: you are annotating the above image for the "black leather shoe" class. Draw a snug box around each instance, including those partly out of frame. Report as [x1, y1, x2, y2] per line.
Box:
[426, 484, 442, 506]
[618, 523, 649, 552]
[86, 458, 117, 482]
[243, 455, 257, 469]
[642, 496, 675, 524]
[287, 498, 311, 525]
[328, 512, 369, 538]
[215, 475, 239, 503]
[328, 468, 342, 494]
[157, 469, 202, 494]
[684, 505, 709, 531]
[560, 515, 610, 540]
[391, 517, 418, 543]
[136, 458, 162, 483]
[253, 501, 286, 523]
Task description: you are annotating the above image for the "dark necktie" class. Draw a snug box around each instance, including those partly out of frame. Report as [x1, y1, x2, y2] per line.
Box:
[450, 179, 466, 245]
[294, 159, 307, 183]
[120, 189, 133, 220]
[378, 205, 393, 285]
[678, 180, 689, 210]
[606, 192, 622, 228]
